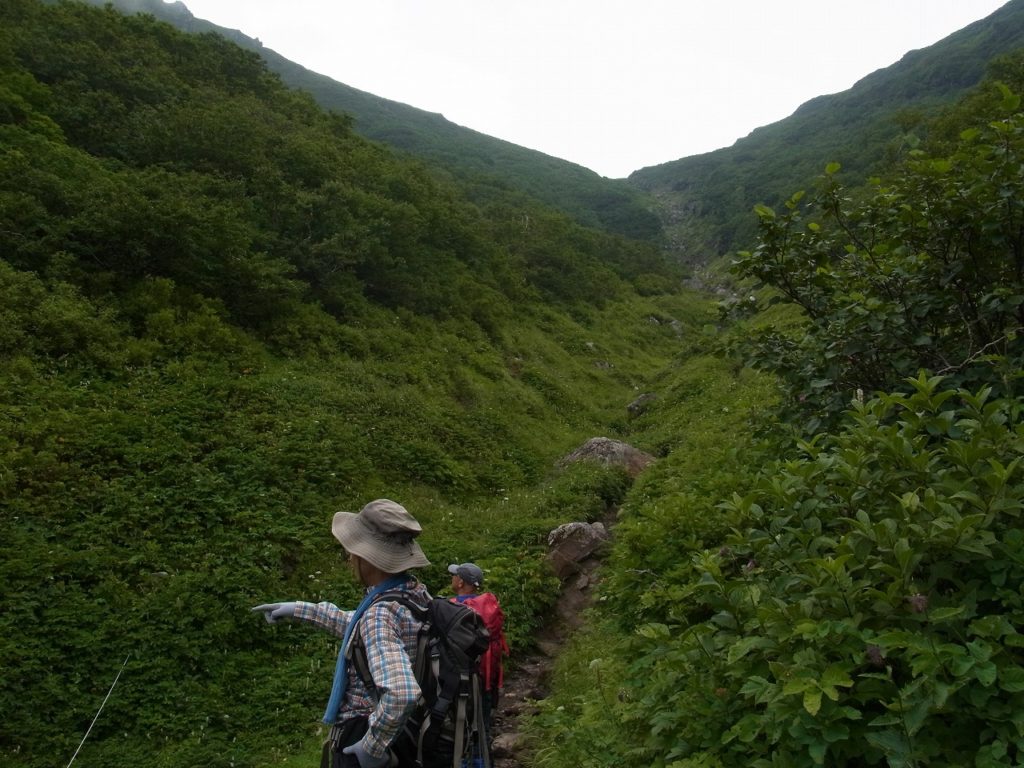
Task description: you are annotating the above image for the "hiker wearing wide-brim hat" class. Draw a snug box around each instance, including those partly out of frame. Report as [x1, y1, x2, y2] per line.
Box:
[252, 499, 433, 768]
[333, 498, 431, 573]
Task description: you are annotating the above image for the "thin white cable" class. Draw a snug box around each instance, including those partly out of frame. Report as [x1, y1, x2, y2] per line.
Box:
[65, 654, 131, 768]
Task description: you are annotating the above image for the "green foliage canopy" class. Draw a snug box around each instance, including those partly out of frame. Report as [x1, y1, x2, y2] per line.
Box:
[731, 91, 1024, 431]
[624, 377, 1024, 767]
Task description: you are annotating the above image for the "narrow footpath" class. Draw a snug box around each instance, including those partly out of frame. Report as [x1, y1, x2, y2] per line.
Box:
[487, 438, 649, 767]
[488, 520, 610, 768]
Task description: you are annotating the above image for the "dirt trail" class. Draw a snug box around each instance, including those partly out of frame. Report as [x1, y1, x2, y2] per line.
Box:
[488, 543, 604, 768]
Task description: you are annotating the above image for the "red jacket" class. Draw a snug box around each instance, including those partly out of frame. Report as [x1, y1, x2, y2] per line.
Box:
[452, 592, 509, 690]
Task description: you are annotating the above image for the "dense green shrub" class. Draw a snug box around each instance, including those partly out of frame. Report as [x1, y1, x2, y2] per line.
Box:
[624, 376, 1024, 767]
[731, 90, 1024, 432]
[534, 376, 1024, 768]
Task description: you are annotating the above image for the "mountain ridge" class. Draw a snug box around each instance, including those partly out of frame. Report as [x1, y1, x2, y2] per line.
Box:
[627, 0, 1024, 261]
[84, 0, 664, 242]
[73, 0, 1024, 262]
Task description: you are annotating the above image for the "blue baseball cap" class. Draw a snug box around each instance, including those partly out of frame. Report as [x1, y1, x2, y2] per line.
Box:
[448, 562, 483, 587]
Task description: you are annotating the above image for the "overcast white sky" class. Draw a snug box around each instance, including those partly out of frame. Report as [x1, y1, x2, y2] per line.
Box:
[176, 0, 1010, 178]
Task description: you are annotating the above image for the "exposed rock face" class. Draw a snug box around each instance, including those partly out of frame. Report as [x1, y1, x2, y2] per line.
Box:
[546, 521, 609, 581]
[626, 392, 657, 416]
[558, 436, 655, 477]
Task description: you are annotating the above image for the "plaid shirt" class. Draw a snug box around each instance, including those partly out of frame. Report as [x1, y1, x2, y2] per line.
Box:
[295, 579, 430, 758]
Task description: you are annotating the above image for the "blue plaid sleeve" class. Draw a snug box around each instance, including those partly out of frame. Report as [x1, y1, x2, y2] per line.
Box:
[359, 601, 422, 757]
[293, 600, 351, 638]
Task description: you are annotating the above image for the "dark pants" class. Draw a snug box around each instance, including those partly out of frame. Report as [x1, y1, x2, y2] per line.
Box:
[322, 717, 368, 768]
[482, 687, 499, 741]
[323, 716, 455, 768]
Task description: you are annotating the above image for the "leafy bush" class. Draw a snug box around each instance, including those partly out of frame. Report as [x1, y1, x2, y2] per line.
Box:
[731, 90, 1024, 432]
[624, 376, 1024, 767]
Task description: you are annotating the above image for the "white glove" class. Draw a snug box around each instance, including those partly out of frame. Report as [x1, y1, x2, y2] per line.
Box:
[342, 741, 390, 768]
[251, 602, 297, 624]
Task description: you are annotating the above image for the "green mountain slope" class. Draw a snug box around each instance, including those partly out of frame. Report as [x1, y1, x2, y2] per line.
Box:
[82, 0, 1024, 266]
[83, 0, 664, 242]
[628, 0, 1024, 263]
[10, 3, 1024, 766]
[0, 3, 692, 766]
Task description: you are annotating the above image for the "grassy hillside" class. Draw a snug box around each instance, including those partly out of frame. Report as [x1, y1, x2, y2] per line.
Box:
[82, 0, 665, 243]
[629, 0, 1024, 263]
[0, 3, 696, 766]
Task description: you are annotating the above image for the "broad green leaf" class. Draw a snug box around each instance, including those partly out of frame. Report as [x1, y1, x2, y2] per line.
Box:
[951, 655, 975, 676]
[793, 620, 819, 636]
[999, 665, 1024, 693]
[928, 605, 965, 622]
[976, 661, 998, 687]
[809, 740, 827, 764]
[637, 622, 670, 639]
[727, 635, 771, 665]
[723, 714, 762, 744]
[739, 675, 773, 697]
[875, 630, 915, 648]
[803, 688, 822, 716]
[783, 677, 813, 695]
[866, 730, 911, 757]
[968, 640, 994, 662]
[998, 82, 1022, 110]
[820, 665, 854, 689]
[823, 722, 850, 743]
[902, 695, 931, 735]
[869, 714, 902, 727]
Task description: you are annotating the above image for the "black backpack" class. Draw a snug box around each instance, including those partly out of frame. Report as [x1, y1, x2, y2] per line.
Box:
[349, 594, 492, 768]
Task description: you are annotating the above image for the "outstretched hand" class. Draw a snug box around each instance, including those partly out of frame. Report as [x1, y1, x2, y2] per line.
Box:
[251, 602, 297, 624]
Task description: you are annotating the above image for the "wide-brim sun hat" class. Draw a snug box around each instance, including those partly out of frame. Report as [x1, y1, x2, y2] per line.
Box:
[332, 499, 431, 573]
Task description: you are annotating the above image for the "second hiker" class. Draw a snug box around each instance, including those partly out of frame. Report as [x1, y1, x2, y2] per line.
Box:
[448, 562, 510, 735]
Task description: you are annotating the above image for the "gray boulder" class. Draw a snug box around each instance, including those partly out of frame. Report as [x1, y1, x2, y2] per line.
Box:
[546, 521, 609, 580]
[558, 436, 655, 477]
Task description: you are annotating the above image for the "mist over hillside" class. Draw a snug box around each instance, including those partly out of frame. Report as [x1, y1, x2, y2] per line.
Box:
[627, 0, 1024, 262]
[91, 0, 1024, 268]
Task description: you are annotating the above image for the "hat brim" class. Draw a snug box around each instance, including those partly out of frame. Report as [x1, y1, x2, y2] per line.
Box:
[332, 511, 430, 572]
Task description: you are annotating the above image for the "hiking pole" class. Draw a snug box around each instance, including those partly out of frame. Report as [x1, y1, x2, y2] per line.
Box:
[65, 654, 131, 768]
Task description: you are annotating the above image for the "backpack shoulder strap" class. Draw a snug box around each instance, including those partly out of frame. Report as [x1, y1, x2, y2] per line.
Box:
[347, 591, 430, 689]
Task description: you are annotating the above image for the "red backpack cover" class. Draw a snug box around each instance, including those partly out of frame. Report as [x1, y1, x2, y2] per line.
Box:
[453, 592, 510, 690]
